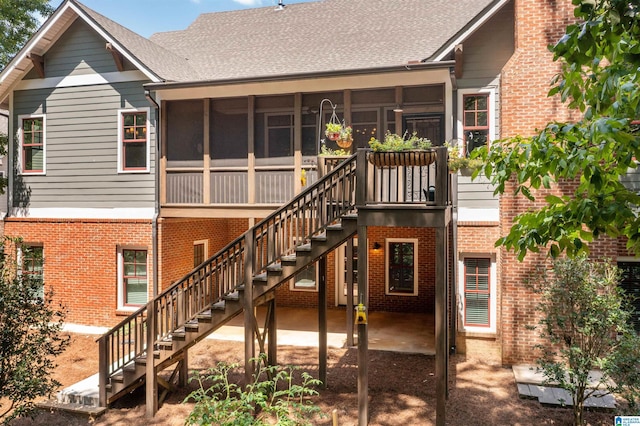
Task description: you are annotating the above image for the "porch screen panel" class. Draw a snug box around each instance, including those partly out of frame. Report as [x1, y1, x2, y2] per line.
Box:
[211, 111, 248, 159]
[464, 258, 490, 327]
[166, 100, 203, 161]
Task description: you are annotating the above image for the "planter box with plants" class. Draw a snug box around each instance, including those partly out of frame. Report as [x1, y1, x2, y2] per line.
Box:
[367, 131, 435, 167]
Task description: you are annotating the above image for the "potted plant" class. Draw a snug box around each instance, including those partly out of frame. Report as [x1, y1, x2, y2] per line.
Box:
[318, 144, 351, 176]
[336, 126, 353, 148]
[446, 142, 483, 175]
[325, 122, 342, 141]
[368, 131, 434, 167]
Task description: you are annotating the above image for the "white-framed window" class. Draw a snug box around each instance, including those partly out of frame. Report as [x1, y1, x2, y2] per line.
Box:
[117, 246, 148, 310]
[617, 258, 640, 332]
[456, 88, 496, 156]
[117, 108, 150, 173]
[289, 262, 317, 292]
[194, 239, 209, 268]
[18, 114, 46, 175]
[385, 238, 419, 296]
[458, 253, 497, 333]
[18, 244, 44, 299]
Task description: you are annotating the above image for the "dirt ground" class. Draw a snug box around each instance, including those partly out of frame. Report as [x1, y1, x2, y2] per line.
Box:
[10, 333, 618, 425]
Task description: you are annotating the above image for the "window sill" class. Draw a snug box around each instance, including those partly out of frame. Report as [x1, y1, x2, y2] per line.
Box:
[116, 308, 141, 316]
[459, 330, 497, 339]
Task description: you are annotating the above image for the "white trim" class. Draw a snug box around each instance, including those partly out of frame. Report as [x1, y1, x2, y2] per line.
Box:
[62, 323, 109, 335]
[117, 107, 151, 173]
[432, 0, 511, 62]
[385, 238, 419, 296]
[458, 253, 497, 333]
[17, 113, 46, 175]
[10, 207, 154, 219]
[194, 239, 209, 266]
[456, 87, 497, 150]
[15, 70, 149, 91]
[117, 245, 149, 310]
[458, 207, 499, 222]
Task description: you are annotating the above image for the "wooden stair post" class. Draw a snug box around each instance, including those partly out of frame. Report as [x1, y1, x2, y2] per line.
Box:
[318, 255, 327, 388]
[146, 301, 158, 418]
[244, 230, 256, 384]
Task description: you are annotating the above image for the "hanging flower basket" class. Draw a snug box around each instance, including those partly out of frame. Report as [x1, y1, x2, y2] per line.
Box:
[326, 131, 340, 141]
[336, 136, 353, 148]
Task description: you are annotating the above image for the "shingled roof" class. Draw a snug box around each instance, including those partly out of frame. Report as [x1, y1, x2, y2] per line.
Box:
[149, 0, 503, 82]
[72, 0, 199, 82]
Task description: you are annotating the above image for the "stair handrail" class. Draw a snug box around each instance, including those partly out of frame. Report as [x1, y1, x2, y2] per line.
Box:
[98, 153, 358, 404]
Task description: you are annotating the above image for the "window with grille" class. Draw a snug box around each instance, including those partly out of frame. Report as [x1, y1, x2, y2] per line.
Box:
[462, 94, 489, 155]
[121, 248, 147, 307]
[464, 257, 491, 327]
[21, 116, 45, 173]
[119, 110, 149, 172]
[386, 239, 418, 296]
[22, 245, 44, 299]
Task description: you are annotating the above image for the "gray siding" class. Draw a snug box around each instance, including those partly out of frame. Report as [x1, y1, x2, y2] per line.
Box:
[454, 1, 514, 213]
[42, 19, 135, 79]
[457, 175, 499, 210]
[13, 81, 155, 209]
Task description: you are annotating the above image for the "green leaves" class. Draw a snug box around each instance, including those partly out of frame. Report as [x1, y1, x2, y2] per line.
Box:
[0, 0, 53, 70]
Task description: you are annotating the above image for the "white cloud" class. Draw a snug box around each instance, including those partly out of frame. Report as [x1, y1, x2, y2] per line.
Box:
[232, 0, 264, 6]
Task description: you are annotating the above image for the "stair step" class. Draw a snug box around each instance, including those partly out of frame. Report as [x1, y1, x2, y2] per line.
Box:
[266, 263, 283, 273]
[282, 254, 296, 263]
[184, 320, 199, 331]
[224, 291, 240, 301]
[311, 232, 327, 242]
[196, 310, 212, 322]
[157, 339, 173, 349]
[171, 328, 186, 340]
[135, 351, 160, 365]
[253, 273, 267, 283]
[212, 300, 226, 310]
[111, 373, 124, 383]
[296, 243, 312, 253]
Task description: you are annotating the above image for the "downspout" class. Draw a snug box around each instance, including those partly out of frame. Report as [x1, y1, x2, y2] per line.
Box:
[145, 90, 160, 298]
[449, 67, 459, 354]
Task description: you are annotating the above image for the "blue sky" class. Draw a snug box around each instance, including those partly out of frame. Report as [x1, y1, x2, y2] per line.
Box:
[49, 0, 317, 38]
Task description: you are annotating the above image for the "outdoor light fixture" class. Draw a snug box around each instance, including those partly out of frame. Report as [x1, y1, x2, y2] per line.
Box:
[373, 242, 382, 251]
[393, 104, 404, 112]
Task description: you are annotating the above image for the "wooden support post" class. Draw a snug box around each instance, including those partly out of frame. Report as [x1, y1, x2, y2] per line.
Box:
[146, 303, 158, 418]
[179, 350, 189, 387]
[267, 298, 277, 367]
[435, 226, 448, 426]
[346, 237, 355, 346]
[318, 256, 327, 388]
[98, 338, 107, 407]
[244, 231, 255, 385]
[356, 225, 368, 426]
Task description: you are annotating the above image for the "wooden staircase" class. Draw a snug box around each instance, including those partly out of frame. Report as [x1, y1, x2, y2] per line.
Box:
[97, 153, 359, 407]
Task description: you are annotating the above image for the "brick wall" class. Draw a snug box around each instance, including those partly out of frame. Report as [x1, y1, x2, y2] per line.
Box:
[497, 0, 618, 364]
[158, 217, 249, 290]
[4, 218, 152, 326]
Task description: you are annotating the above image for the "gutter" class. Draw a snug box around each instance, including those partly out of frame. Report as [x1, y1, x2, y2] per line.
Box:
[145, 90, 161, 298]
[144, 60, 455, 92]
